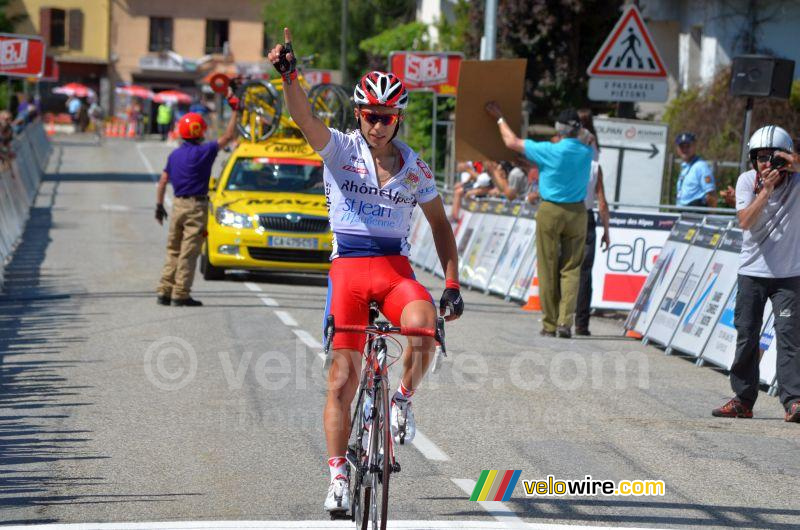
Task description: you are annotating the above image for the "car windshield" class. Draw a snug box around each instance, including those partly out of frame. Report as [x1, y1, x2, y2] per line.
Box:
[225, 158, 324, 194]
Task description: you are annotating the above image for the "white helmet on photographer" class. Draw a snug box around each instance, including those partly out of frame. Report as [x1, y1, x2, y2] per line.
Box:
[748, 125, 793, 168]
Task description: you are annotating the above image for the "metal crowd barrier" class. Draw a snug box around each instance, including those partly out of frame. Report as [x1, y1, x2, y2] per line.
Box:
[410, 194, 771, 392]
[0, 121, 52, 289]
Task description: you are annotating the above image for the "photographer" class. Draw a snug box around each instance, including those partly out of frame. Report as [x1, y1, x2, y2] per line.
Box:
[712, 125, 800, 422]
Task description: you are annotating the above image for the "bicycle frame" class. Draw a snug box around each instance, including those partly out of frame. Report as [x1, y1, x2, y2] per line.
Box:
[323, 309, 444, 529]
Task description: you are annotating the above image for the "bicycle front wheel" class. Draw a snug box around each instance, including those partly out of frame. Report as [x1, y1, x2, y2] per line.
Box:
[364, 376, 391, 530]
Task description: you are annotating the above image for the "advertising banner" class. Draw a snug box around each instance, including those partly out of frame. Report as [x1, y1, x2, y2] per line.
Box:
[758, 307, 778, 387]
[489, 204, 536, 295]
[626, 219, 698, 334]
[0, 33, 46, 78]
[669, 230, 742, 357]
[508, 224, 538, 301]
[389, 52, 463, 95]
[645, 224, 725, 346]
[592, 211, 679, 310]
[470, 202, 518, 291]
[460, 207, 500, 287]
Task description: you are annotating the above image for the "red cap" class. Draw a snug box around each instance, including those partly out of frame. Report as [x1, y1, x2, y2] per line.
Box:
[178, 112, 207, 140]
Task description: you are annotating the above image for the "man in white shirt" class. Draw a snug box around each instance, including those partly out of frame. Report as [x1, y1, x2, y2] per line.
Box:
[712, 125, 800, 423]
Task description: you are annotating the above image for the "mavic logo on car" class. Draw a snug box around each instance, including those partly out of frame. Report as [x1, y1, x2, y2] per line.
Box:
[469, 470, 521, 502]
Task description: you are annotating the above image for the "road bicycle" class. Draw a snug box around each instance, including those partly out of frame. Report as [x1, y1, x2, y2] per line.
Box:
[323, 303, 446, 530]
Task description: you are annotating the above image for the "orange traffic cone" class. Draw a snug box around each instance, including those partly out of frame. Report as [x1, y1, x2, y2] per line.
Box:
[521, 265, 542, 311]
[126, 120, 136, 138]
[105, 120, 114, 137]
[625, 330, 643, 339]
[46, 115, 56, 136]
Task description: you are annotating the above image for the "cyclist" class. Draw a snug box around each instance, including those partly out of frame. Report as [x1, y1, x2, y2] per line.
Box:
[268, 28, 464, 513]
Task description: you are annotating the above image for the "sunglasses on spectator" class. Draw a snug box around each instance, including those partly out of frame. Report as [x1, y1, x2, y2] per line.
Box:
[359, 109, 401, 126]
[756, 155, 772, 163]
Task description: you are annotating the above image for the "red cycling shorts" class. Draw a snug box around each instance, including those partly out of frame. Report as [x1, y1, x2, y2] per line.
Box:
[324, 255, 434, 351]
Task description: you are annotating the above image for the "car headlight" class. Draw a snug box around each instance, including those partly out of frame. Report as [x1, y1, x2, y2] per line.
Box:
[215, 207, 253, 229]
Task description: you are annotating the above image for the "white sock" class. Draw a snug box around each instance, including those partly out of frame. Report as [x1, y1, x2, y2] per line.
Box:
[328, 456, 347, 482]
[394, 381, 414, 402]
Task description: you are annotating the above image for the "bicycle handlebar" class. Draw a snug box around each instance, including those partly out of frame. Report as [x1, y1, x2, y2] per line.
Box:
[333, 324, 436, 338]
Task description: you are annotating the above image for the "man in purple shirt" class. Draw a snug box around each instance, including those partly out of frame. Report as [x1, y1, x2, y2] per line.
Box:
[155, 106, 238, 306]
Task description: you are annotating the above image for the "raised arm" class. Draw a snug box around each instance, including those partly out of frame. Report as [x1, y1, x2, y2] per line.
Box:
[267, 27, 330, 151]
[485, 101, 525, 154]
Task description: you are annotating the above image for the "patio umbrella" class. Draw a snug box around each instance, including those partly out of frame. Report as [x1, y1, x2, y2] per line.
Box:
[53, 82, 96, 98]
[153, 90, 192, 104]
[115, 85, 155, 99]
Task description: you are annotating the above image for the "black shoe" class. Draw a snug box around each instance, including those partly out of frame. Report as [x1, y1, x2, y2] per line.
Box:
[574, 328, 591, 336]
[556, 326, 572, 339]
[172, 297, 203, 307]
[156, 295, 171, 306]
[540, 328, 556, 337]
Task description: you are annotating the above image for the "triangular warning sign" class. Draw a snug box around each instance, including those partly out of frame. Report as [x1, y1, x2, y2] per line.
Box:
[587, 5, 667, 78]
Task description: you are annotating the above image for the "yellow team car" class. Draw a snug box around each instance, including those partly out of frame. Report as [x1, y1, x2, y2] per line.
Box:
[199, 76, 352, 280]
[200, 137, 332, 280]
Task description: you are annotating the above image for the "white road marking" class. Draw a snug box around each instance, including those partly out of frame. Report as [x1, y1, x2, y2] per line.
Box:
[0, 521, 575, 529]
[452, 479, 526, 527]
[411, 429, 450, 461]
[100, 203, 131, 212]
[244, 282, 263, 292]
[275, 310, 298, 327]
[293, 328, 323, 350]
[136, 142, 172, 208]
[260, 296, 278, 307]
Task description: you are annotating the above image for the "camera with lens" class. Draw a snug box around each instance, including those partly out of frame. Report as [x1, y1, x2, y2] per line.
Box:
[770, 152, 788, 170]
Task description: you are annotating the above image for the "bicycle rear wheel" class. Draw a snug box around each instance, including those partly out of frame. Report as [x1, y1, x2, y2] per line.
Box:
[363, 374, 391, 530]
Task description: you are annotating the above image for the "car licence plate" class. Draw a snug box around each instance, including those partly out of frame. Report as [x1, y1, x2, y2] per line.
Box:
[268, 236, 319, 249]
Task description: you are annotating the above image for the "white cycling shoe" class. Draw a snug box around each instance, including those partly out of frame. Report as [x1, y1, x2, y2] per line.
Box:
[324, 475, 350, 512]
[390, 397, 416, 444]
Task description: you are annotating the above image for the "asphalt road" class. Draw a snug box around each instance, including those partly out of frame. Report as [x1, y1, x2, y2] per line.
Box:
[0, 136, 798, 529]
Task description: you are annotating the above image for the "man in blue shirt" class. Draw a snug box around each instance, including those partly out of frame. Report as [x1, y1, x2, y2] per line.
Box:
[486, 103, 593, 338]
[675, 132, 717, 207]
[155, 102, 238, 307]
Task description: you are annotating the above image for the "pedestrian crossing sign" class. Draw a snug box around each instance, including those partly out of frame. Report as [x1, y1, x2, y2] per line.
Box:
[587, 5, 667, 78]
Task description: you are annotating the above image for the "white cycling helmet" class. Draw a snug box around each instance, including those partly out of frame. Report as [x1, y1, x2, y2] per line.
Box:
[748, 125, 793, 154]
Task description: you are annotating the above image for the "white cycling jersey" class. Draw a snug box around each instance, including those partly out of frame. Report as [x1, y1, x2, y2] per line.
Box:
[318, 128, 439, 258]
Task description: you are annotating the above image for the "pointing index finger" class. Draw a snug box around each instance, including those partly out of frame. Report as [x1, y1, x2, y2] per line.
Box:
[284, 27, 292, 45]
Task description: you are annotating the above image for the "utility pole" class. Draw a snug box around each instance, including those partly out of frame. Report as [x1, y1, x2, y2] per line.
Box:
[340, 0, 349, 86]
[482, 0, 497, 60]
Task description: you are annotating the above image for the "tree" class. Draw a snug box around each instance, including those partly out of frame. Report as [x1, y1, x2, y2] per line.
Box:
[263, 0, 416, 81]
[463, 0, 623, 122]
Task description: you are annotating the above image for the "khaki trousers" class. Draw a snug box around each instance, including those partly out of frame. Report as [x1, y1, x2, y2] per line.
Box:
[157, 197, 208, 300]
[535, 201, 587, 332]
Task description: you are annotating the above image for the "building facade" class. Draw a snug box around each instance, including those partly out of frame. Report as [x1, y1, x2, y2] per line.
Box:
[9, 0, 112, 105]
[110, 0, 265, 110]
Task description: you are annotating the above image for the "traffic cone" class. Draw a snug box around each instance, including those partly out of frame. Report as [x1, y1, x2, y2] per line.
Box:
[46, 115, 56, 136]
[625, 330, 643, 339]
[127, 120, 136, 138]
[105, 120, 114, 137]
[521, 266, 542, 311]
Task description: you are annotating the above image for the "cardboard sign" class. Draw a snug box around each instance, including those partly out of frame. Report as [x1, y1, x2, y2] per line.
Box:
[455, 59, 527, 163]
[0, 33, 46, 78]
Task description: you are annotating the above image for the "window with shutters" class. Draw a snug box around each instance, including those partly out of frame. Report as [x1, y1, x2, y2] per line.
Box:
[68, 9, 83, 50]
[205, 19, 229, 55]
[50, 8, 66, 48]
[149, 17, 173, 52]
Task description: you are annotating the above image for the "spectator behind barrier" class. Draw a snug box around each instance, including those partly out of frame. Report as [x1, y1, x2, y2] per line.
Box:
[675, 131, 718, 207]
[450, 160, 492, 222]
[0, 111, 14, 169]
[712, 125, 800, 423]
[488, 160, 529, 202]
[485, 101, 592, 338]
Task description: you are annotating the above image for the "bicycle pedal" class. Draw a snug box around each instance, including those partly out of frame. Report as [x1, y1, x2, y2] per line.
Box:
[392, 462, 401, 473]
[328, 510, 349, 520]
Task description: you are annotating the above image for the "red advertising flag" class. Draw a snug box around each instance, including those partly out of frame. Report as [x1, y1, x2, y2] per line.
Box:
[0, 33, 46, 78]
[389, 52, 462, 95]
